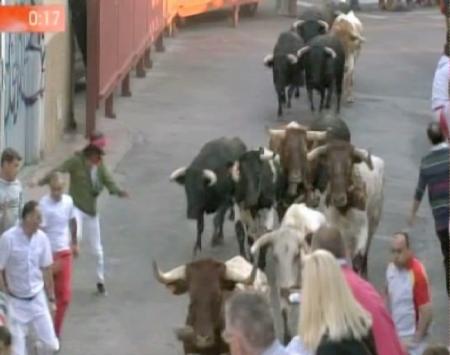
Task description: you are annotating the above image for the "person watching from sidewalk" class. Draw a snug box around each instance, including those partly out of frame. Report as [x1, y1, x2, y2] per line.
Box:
[287, 225, 405, 355]
[407, 122, 449, 296]
[0, 201, 59, 355]
[33, 131, 129, 296]
[431, 44, 450, 138]
[223, 291, 289, 355]
[39, 172, 78, 339]
[385, 232, 432, 355]
[0, 148, 23, 235]
[292, 249, 378, 355]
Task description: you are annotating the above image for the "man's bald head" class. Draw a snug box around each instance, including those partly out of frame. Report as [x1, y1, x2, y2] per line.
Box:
[310, 225, 346, 259]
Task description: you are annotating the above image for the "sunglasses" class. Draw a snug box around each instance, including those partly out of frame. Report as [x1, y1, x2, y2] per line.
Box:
[391, 248, 404, 254]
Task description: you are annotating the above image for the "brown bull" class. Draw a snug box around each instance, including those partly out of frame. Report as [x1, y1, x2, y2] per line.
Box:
[268, 121, 326, 218]
[153, 258, 257, 355]
[307, 139, 372, 212]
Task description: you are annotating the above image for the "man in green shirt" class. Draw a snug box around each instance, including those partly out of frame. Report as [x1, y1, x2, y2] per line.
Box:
[35, 132, 128, 295]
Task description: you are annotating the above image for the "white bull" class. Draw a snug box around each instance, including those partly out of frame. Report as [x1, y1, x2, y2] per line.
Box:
[225, 255, 270, 300]
[331, 10, 365, 103]
[249, 203, 327, 343]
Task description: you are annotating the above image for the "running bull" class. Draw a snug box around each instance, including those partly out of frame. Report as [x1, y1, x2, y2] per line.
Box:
[297, 33, 346, 114]
[307, 140, 385, 277]
[232, 148, 280, 269]
[153, 257, 261, 354]
[267, 121, 327, 218]
[263, 30, 305, 117]
[170, 137, 246, 254]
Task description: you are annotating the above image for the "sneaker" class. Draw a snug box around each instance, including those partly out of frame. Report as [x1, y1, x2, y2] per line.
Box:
[96, 282, 107, 296]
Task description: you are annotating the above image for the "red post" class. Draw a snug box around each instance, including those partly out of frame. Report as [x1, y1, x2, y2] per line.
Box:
[136, 55, 146, 77]
[105, 93, 116, 119]
[144, 47, 153, 69]
[122, 73, 132, 97]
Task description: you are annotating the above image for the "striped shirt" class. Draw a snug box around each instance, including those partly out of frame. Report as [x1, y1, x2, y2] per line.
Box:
[414, 142, 449, 231]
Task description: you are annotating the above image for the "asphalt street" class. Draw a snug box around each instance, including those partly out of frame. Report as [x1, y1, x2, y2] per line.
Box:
[61, 2, 448, 353]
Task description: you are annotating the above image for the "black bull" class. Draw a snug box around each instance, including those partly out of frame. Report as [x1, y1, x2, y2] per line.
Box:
[232, 148, 280, 269]
[170, 137, 246, 254]
[264, 30, 305, 117]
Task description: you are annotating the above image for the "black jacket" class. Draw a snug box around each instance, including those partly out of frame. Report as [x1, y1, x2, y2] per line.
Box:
[316, 329, 378, 355]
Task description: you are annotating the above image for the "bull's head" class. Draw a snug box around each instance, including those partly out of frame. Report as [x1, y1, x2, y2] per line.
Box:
[331, 17, 366, 54]
[170, 167, 218, 220]
[268, 122, 327, 198]
[307, 140, 373, 210]
[153, 258, 257, 349]
[297, 45, 338, 89]
[250, 227, 309, 300]
[231, 148, 277, 209]
[292, 19, 329, 42]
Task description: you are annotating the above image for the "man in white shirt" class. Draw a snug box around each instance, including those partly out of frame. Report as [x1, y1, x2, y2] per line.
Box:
[431, 49, 450, 138]
[0, 201, 59, 355]
[39, 172, 77, 339]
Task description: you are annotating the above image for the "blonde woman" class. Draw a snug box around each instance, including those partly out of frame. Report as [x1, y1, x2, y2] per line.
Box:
[287, 250, 378, 355]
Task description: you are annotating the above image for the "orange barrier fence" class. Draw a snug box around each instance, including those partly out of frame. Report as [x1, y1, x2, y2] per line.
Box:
[85, 0, 260, 136]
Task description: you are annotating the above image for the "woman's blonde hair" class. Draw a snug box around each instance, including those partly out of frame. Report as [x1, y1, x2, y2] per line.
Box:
[298, 249, 373, 351]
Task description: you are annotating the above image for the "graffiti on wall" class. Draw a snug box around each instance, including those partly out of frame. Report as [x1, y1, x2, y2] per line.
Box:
[2, 0, 45, 164]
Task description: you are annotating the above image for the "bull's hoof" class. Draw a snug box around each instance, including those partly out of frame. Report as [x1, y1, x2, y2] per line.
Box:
[346, 96, 354, 104]
[211, 234, 224, 247]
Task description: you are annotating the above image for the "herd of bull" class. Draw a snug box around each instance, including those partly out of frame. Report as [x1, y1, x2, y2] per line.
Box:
[264, 1, 365, 116]
[152, 3, 384, 355]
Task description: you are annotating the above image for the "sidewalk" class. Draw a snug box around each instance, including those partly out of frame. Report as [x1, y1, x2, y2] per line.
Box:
[19, 92, 133, 202]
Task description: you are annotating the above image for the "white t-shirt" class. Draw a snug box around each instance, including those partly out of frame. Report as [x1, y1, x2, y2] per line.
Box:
[0, 178, 23, 234]
[0, 225, 52, 298]
[431, 55, 450, 110]
[39, 194, 76, 253]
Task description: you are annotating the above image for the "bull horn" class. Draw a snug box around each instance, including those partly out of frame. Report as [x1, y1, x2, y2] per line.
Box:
[306, 130, 327, 141]
[318, 20, 329, 32]
[307, 145, 328, 162]
[225, 261, 257, 286]
[170, 167, 187, 182]
[153, 261, 186, 284]
[324, 47, 337, 59]
[287, 53, 298, 65]
[259, 147, 276, 161]
[203, 169, 217, 186]
[250, 231, 276, 255]
[268, 129, 286, 138]
[353, 148, 373, 170]
[174, 326, 194, 341]
[297, 46, 310, 58]
[357, 34, 366, 43]
[230, 161, 240, 182]
[292, 19, 305, 29]
[263, 54, 274, 67]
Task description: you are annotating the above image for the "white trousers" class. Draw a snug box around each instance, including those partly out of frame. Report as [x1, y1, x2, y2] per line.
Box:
[75, 208, 104, 283]
[432, 104, 450, 138]
[9, 291, 59, 355]
[401, 335, 427, 355]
